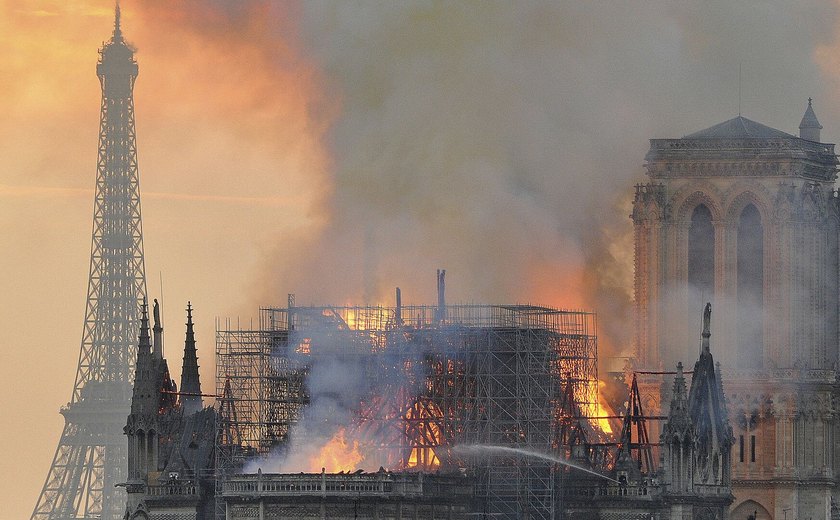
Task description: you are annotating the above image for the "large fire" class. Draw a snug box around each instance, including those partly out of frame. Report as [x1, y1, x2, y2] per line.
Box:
[309, 428, 364, 472]
[269, 304, 605, 474]
[576, 380, 616, 437]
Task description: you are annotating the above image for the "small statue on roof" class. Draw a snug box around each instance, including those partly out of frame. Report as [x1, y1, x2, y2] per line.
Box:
[153, 298, 161, 330]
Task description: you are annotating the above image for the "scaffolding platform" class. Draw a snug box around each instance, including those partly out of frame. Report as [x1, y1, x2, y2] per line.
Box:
[216, 304, 599, 520]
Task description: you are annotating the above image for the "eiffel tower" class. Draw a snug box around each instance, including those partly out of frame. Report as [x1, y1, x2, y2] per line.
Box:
[32, 5, 147, 520]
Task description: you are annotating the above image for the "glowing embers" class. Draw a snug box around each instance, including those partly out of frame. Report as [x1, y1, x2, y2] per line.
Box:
[343, 307, 360, 330]
[403, 398, 442, 468]
[295, 337, 311, 355]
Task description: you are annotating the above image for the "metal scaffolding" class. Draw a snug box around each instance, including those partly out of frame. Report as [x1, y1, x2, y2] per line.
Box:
[216, 304, 599, 520]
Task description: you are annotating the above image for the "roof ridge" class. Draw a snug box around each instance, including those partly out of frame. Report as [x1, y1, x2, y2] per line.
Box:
[738, 116, 750, 137]
[684, 115, 795, 139]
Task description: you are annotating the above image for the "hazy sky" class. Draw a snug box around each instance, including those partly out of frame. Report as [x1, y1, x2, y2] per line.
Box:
[3, 1, 840, 518]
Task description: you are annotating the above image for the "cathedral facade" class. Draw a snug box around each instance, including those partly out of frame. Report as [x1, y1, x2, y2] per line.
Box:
[632, 102, 840, 519]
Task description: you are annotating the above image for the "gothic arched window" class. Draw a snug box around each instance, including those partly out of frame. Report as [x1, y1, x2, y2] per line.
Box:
[737, 204, 763, 368]
[688, 204, 715, 303]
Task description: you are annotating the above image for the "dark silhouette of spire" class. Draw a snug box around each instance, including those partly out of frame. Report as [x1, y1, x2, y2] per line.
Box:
[113, 1, 123, 42]
[663, 362, 691, 433]
[138, 298, 151, 355]
[131, 300, 156, 417]
[180, 302, 203, 415]
[687, 303, 734, 486]
[690, 304, 727, 437]
[661, 305, 732, 500]
[660, 360, 693, 495]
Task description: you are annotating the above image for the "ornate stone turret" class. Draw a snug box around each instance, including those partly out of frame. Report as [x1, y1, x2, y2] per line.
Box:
[125, 301, 155, 510]
[661, 303, 734, 519]
[179, 302, 203, 416]
[661, 362, 692, 494]
[687, 304, 733, 490]
[125, 298, 177, 492]
[130, 300, 155, 418]
[799, 98, 823, 142]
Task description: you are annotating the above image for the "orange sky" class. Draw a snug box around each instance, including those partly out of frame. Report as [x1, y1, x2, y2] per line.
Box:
[1, 3, 333, 517]
[4, 2, 840, 518]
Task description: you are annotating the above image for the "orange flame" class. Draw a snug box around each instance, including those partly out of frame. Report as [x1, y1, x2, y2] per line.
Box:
[295, 337, 311, 354]
[311, 428, 364, 473]
[577, 380, 615, 436]
[404, 399, 441, 469]
[593, 380, 615, 435]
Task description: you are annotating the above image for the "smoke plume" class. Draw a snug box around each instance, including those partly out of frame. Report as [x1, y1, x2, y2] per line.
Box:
[254, 1, 839, 362]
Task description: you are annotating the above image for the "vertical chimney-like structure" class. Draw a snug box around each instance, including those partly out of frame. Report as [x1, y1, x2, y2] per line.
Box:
[152, 298, 163, 359]
[395, 287, 404, 326]
[436, 269, 446, 323]
[287, 293, 295, 331]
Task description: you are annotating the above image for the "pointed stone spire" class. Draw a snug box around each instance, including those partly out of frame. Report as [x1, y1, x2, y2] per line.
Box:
[180, 302, 203, 415]
[662, 362, 692, 442]
[686, 303, 734, 488]
[670, 363, 689, 417]
[660, 361, 693, 496]
[113, 1, 123, 42]
[701, 302, 711, 354]
[799, 97, 823, 141]
[131, 299, 156, 416]
[673, 362, 686, 397]
[138, 298, 151, 355]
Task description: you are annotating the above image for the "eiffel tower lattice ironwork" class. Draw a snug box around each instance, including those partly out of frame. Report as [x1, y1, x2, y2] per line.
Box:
[32, 6, 147, 520]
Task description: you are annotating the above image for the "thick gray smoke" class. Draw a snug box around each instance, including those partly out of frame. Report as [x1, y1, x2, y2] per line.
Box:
[253, 1, 839, 362]
[245, 324, 383, 472]
[245, 317, 445, 473]
[233, 3, 840, 470]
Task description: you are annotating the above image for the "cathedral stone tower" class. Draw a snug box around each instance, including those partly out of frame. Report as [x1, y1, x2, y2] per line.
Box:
[632, 103, 840, 520]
